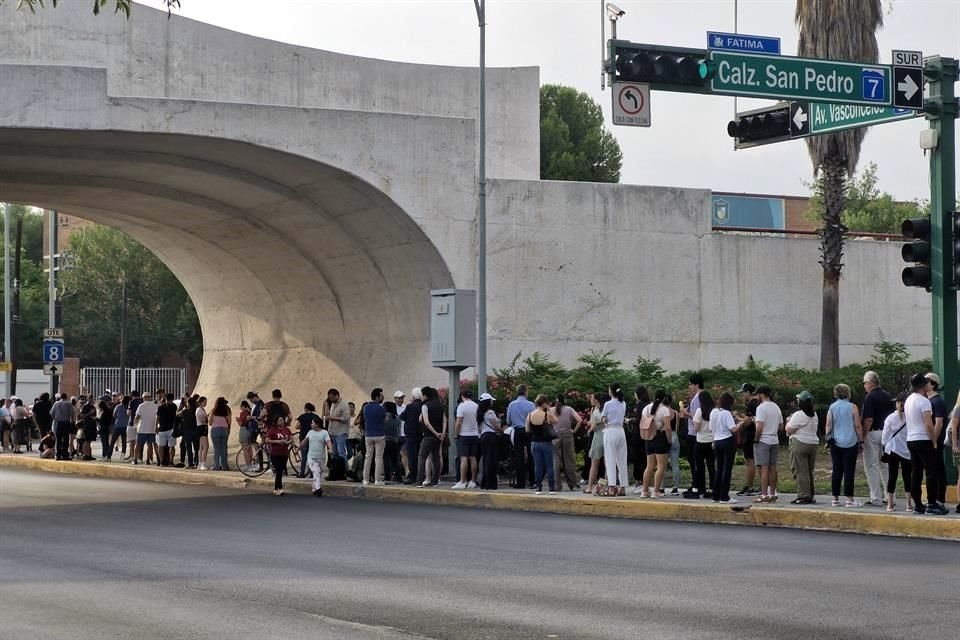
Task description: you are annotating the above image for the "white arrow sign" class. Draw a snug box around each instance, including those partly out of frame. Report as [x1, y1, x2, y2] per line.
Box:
[897, 74, 919, 100]
[793, 105, 808, 130]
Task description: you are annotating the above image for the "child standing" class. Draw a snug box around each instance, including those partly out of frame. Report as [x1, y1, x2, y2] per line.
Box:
[264, 416, 293, 496]
[300, 416, 333, 497]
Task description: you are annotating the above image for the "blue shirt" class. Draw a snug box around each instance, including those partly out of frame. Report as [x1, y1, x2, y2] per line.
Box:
[829, 399, 858, 448]
[362, 402, 386, 438]
[930, 393, 948, 445]
[506, 396, 535, 430]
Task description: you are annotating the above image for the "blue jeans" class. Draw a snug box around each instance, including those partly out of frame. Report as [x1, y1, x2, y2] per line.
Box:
[669, 431, 681, 489]
[332, 433, 348, 459]
[531, 441, 556, 492]
[211, 428, 229, 470]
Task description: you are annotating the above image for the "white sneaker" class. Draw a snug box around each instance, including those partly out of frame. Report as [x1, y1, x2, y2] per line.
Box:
[845, 500, 863, 508]
[724, 498, 738, 504]
[466, 481, 477, 489]
[535, 490, 543, 495]
[362, 481, 369, 487]
[631, 486, 643, 495]
[548, 490, 556, 495]
[198, 464, 207, 471]
[374, 481, 386, 486]
[421, 480, 431, 487]
[452, 482, 467, 490]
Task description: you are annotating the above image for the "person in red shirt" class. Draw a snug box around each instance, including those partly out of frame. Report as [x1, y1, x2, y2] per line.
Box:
[265, 415, 293, 495]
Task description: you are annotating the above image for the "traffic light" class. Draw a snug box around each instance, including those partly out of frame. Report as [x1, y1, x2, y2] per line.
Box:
[727, 104, 791, 148]
[901, 216, 932, 288]
[612, 42, 710, 92]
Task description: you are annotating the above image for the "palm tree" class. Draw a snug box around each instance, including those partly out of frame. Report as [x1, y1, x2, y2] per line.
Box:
[796, 0, 883, 370]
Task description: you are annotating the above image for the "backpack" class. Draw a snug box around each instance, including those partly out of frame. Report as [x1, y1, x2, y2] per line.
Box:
[327, 454, 346, 481]
[639, 409, 656, 441]
[346, 452, 365, 481]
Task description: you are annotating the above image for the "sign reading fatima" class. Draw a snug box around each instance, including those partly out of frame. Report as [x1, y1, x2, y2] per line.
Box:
[708, 51, 891, 106]
[707, 31, 781, 56]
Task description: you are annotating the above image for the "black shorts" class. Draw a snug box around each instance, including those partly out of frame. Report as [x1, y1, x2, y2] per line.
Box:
[741, 438, 755, 460]
[458, 435, 480, 458]
[645, 431, 670, 455]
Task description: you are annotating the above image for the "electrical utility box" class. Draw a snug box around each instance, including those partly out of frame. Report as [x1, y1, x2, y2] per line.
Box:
[430, 289, 476, 368]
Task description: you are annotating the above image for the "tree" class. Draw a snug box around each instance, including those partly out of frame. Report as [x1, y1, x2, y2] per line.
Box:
[0, 206, 48, 369]
[540, 84, 622, 183]
[5, 0, 179, 16]
[796, 0, 883, 370]
[806, 163, 925, 234]
[58, 225, 202, 367]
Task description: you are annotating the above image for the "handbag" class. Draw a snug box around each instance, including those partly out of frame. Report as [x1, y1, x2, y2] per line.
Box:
[880, 421, 906, 463]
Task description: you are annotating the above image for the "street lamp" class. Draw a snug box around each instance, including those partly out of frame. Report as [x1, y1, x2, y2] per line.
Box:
[472, 0, 488, 395]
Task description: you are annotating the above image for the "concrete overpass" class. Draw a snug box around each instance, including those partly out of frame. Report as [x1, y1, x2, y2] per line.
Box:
[0, 2, 930, 407]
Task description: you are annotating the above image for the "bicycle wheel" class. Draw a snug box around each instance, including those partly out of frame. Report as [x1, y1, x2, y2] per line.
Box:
[287, 445, 303, 478]
[237, 444, 269, 478]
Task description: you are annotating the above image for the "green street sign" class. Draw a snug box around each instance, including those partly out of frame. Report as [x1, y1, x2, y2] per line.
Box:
[807, 101, 919, 134]
[707, 51, 892, 106]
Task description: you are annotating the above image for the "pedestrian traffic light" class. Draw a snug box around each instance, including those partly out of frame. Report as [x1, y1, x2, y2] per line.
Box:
[901, 216, 932, 288]
[727, 104, 792, 148]
[612, 42, 710, 92]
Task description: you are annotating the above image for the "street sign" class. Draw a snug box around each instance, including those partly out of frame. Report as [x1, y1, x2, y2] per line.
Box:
[44, 327, 64, 339]
[893, 66, 923, 110]
[707, 31, 781, 56]
[790, 102, 810, 137]
[0, 362, 11, 373]
[611, 82, 651, 127]
[708, 51, 891, 106]
[43, 339, 64, 364]
[43, 363, 61, 376]
[808, 101, 919, 134]
[892, 49, 923, 68]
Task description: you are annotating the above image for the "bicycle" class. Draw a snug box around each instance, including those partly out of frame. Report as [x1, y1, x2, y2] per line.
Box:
[236, 440, 302, 478]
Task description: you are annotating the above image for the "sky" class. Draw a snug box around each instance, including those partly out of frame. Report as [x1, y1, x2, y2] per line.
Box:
[163, 0, 960, 202]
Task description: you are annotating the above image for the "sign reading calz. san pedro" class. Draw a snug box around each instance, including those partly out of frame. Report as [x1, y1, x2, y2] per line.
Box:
[709, 50, 891, 106]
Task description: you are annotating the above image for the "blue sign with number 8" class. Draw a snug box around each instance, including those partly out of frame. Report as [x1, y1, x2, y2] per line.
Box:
[43, 340, 64, 364]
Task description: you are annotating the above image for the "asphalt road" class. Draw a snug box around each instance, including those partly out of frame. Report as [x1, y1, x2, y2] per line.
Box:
[0, 468, 955, 640]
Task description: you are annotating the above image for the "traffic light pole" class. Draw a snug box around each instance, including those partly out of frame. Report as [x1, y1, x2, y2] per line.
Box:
[926, 56, 959, 486]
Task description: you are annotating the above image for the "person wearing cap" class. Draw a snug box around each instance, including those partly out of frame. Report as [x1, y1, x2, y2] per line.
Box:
[881, 392, 913, 512]
[477, 392, 501, 490]
[860, 371, 895, 507]
[905, 373, 948, 515]
[924, 372, 950, 506]
[753, 385, 783, 503]
[453, 390, 480, 490]
[735, 383, 758, 496]
[785, 391, 819, 505]
[825, 384, 863, 508]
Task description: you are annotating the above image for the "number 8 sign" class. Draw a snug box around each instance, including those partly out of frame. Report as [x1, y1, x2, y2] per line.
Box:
[43, 340, 64, 364]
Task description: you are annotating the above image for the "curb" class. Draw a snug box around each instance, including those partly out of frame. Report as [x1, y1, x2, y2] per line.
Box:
[3, 456, 958, 541]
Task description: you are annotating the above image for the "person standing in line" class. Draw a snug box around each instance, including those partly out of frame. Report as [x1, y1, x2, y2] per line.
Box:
[235, 400, 255, 470]
[177, 396, 199, 468]
[323, 389, 351, 460]
[417, 386, 446, 487]
[710, 392, 742, 504]
[133, 392, 159, 466]
[860, 371, 894, 507]
[361, 388, 387, 486]
[882, 392, 913, 512]
[49, 394, 74, 461]
[551, 394, 583, 492]
[77, 400, 97, 461]
[905, 374, 948, 515]
[296, 403, 320, 479]
[640, 389, 672, 499]
[453, 390, 480, 490]
[402, 388, 423, 484]
[506, 385, 536, 489]
[477, 392, 501, 490]
[383, 401, 402, 482]
[949, 390, 960, 514]
[735, 383, 759, 497]
[393, 391, 407, 479]
[348, 401, 363, 460]
[924, 373, 950, 506]
[786, 391, 819, 505]
[601, 383, 629, 497]
[195, 396, 209, 470]
[680, 374, 704, 496]
[685, 390, 716, 500]
[585, 392, 608, 495]
[208, 396, 231, 471]
[110, 396, 130, 460]
[664, 394, 681, 495]
[264, 415, 293, 496]
[32, 392, 53, 440]
[753, 386, 783, 503]
[11, 398, 30, 455]
[526, 394, 557, 495]
[155, 394, 178, 467]
[97, 400, 114, 461]
[299, 414, 333, 497]
[630, 387, 650, 491]
[825, 384, 863, 508]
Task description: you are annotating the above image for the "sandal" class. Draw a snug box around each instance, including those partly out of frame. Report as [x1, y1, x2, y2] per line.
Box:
[583, 486, 594, 494]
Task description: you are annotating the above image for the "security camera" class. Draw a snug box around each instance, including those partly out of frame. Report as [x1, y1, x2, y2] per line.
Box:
[606, 3, 625, 19]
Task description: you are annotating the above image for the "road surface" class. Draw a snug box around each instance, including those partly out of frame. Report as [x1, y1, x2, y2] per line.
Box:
[0, 468, 953, 640]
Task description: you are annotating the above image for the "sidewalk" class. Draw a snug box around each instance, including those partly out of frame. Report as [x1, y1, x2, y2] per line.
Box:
[2, 453, 958, 541]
